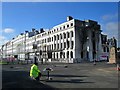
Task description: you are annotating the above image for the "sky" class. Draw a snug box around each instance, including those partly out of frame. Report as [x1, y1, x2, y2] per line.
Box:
[1, 2, 119, 47]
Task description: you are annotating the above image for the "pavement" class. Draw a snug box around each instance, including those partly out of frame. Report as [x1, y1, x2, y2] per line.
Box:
[1, 61, 120, 89]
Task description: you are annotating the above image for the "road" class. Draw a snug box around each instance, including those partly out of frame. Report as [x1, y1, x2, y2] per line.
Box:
[2, 61, 119, 89]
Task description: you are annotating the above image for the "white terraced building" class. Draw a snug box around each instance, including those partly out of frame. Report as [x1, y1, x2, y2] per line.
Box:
[1, 16, 110, 63]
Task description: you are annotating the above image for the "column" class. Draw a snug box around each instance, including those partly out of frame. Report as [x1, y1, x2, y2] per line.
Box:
[63, 33, 65, 49]
[98, 31, 102, 61]
[66, 32, 68, 49]
[70, 31, 72, 49]
[88, 30, 93, 62]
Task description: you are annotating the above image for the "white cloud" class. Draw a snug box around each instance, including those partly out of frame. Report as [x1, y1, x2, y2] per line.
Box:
[0, 35, 9, 46]
[101, 13, 118, 45]
[103, 22, 118, 39]
[102, 13, 118, 22]
[0, 36, 5, 40]
[3, 28, 14, 33]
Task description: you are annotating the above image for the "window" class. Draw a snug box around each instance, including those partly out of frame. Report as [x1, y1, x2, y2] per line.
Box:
[61, 43, 62, 49]
[54, 44, 56, 49]
[60, 34, 62, 39]
[64, 33, 66, 38]
[63, 26, 65, 29]
[52, 37, 53, 41]
[54, 35, 56, 40]
[70, 51, 73, 58]
[57, 35, 59, 40]
[60, 27, 62, 30]
[67, 32, 69, 38]
[71, 23, 73, 26]
[64, 42, 66, 48]
[67, 40, 69, 48]
[67, 24, 69, 28]
[71, 31, 73, 37]
[57, 53, 58, 59]
[103, 47, 106, 52]
[52, 44, 53, 50]
[45, 39, 46, 43]
[67, 51, 69, 58]
[81, 51, 83, 58]
[71, 41, 74, 49]
[107, 47, 109, 52]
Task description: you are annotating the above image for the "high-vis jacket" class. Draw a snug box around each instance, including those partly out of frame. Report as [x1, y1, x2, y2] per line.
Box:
[30, 64, 40, 78]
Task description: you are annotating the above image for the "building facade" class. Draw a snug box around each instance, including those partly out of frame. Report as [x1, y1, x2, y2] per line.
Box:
[0, 16, 111, 63]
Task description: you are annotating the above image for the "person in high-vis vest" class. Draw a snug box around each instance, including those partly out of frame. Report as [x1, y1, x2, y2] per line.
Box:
[30, 62, 41, 81]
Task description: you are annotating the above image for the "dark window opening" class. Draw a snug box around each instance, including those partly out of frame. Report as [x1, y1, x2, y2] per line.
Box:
[71, 51, 73, 58]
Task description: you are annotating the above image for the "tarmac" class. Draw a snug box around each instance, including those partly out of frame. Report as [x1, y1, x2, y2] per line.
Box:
[1, 61, 120, 89]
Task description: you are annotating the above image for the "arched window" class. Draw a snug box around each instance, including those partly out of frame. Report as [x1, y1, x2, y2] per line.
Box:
[71, 41, 74, 49]
[54, 53, 55, 59]
[60, 51, 62, 58]
[54, 35, 56, 40]
[60, 34, 62, 39]
[67, 51, 69, 58]
[63, 26, 65, 29]
[57, 53, 58, 59]
[67, 40, 69, 49]
[71, 31, 73, 37]
[64, 33, 66, 38]
[57, 35, 59, 40]
[70, 51, 73, 58]
[67, 32, 69, 38]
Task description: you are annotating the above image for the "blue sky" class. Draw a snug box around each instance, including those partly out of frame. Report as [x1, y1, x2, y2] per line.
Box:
[1, 2, 119, 46]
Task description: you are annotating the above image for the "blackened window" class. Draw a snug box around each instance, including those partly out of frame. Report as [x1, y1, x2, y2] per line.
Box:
[63, 26, 65, 29]
[61, 43, 62, 49]
[67, 51, 69, 58]
[71, 23, 73, 26]
[71, 31, 73, 37]
[103, 47, 106, 52]
[64, 33, 66, 38]
[71, 51, 73, 58]
[107, 47, 109, 52]
[81, 51, 83, 58]
[54, 36, 56, 40]
[64, 42, 66, 48]
[54, 44, 56, 49]
[60, 27, 62, 30]
[52, 37, 53, 41]
[67, 24, 69, 28]
[71, 41, 74, 49]
[67, 32, 69, 38]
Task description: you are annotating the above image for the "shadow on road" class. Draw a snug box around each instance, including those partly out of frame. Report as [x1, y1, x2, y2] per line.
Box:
[2, 70, 56, 90]
[45, 79, 94, 84]
[41, 74, 92, 84]
[42, 74, 88, 78]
